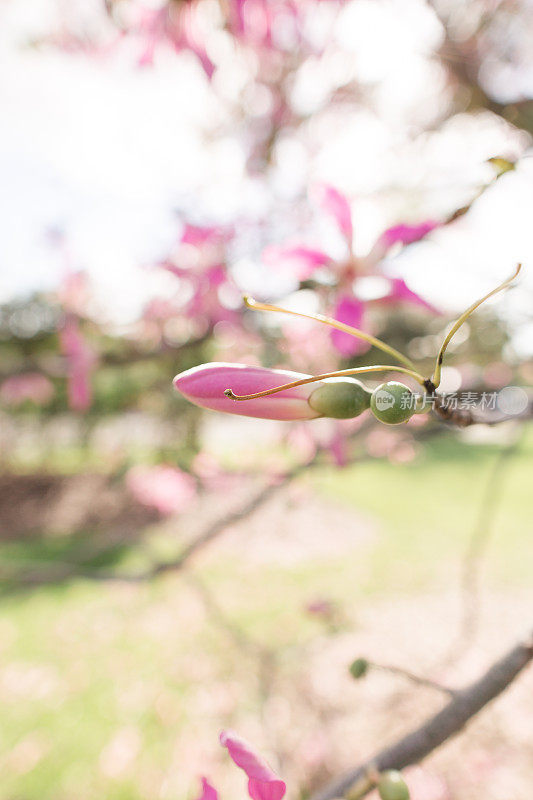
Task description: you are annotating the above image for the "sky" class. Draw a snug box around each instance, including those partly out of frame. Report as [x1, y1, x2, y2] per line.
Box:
[0, 0, 532, 352]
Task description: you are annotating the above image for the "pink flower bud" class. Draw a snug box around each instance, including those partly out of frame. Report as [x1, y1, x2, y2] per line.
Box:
[173, 363, 322, 421]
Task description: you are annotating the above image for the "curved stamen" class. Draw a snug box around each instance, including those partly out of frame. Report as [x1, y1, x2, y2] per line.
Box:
[432, 264, 522, 388]
[243, 296, 417, 371]
[225, 364, 426, 402]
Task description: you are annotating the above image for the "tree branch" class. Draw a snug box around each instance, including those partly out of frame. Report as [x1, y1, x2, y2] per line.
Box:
[0, 448, 331, 589]
[309, 631, 533, 800]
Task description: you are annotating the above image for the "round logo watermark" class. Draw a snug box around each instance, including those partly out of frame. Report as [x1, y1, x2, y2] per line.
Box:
[373, 388, 397, 411]
[496, 386, 529, 416]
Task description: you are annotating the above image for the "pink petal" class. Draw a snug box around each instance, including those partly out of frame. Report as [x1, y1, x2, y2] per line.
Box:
[176, 17, 215, 80]
[312, 184, 353, 242]
[263, 245, 331, 280]
[181, 224, 229, 247]
[206, 264, 227, 288]
[330, 296, 369, 356]
[194, 777, 219, 800]
[380, 221, 439, 248]
[220, 730, 286, 800]
[386, 278, 438, 313]
[68, 367, 92, 412]
[59, 315, 96, 412]
[174, 363, 321, 421]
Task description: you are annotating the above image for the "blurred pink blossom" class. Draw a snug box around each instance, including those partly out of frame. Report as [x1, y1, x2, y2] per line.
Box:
[385, 278, 438, 313]
[263, 188, 438, 324]
[228, 0, 274, 47]
[220, 730, 286, 800]
[0, 373, 54, 407]
[126, 465, 196, 516]
[263, 245, 331, 280]
[59, 315, 96, 412]
[380, 221, 439, 249]
[136, 2, 214, 77]
[330, 295, 369, 356]
[159, 222, 236, 327]
[181, 223, 232, 247]
[312, 183, 353, 244]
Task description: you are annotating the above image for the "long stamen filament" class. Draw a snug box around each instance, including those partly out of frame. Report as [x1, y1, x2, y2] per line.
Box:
[243, 296, 417, 371]
[432, 263, 521, 388]
[225, 365, 426, 402]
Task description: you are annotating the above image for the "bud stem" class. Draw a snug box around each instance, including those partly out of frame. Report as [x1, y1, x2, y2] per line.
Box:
[432, 264, 521, 388]
[244, 296, 417, 371]
[225, 365, 426, 402]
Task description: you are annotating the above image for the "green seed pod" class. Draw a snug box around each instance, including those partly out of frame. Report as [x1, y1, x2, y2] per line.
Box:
[370, 381, 415, 425]
[349, 657, 369, 679]
[309, 378, 372, 419]
[378, 770, 410, 800]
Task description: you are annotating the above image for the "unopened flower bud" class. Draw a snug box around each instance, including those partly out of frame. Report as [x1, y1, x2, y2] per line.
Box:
[173, 363, 321, 421]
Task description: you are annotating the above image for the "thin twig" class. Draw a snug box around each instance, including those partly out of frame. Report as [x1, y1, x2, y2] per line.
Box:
[455, 433, 522, 653]
[369, 661, 456, 698]
[309, 630, 533, 800]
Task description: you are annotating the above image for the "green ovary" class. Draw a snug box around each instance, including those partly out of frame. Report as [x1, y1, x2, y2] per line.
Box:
[309, 378, 372, 419]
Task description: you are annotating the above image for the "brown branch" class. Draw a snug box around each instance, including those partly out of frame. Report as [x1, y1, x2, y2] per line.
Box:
[309, 631, 533, 800]
[429, 1, 533, 133]
[0, 456, 319, 589]
[0, 425, 462, 590]
[428, 388, 531, 428]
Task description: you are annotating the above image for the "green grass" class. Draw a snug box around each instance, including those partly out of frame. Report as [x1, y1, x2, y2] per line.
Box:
[0, 427, 531, 798]
[309, 429, 532, 591]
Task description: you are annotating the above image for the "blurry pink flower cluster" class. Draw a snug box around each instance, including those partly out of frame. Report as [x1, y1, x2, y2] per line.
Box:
[264, 183, 439, 357]
[110, 0, 347, 73]
[157, 222, 239, 334]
